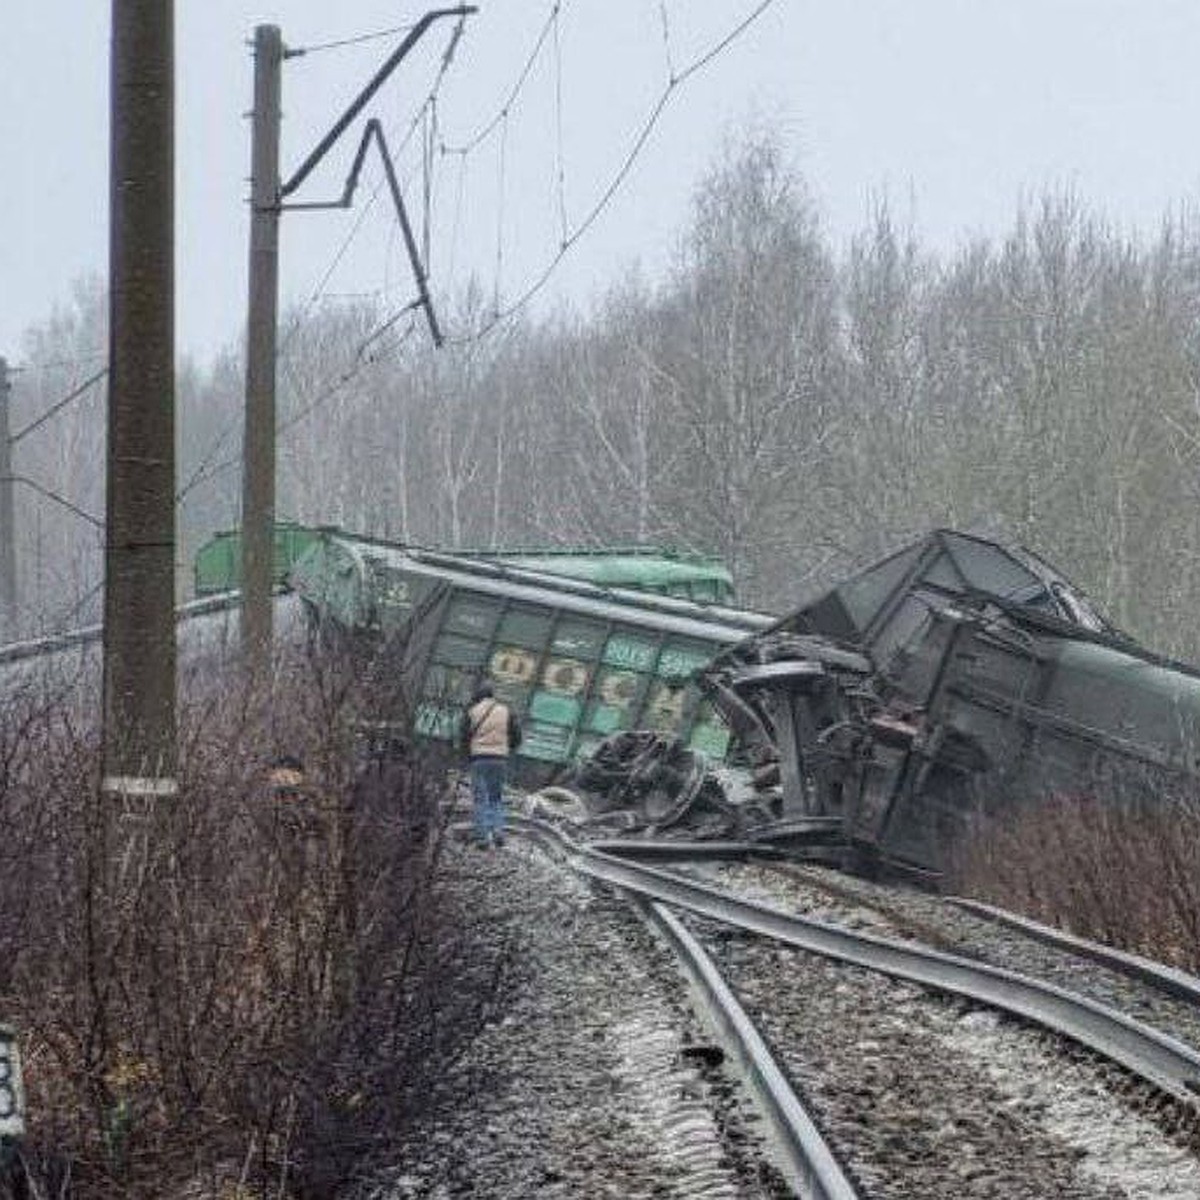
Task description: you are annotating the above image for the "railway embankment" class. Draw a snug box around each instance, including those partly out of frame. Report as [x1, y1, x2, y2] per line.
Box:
[687, 906, 1200, 1199]
[362, 811, 1200, 1198]
[357, 832, 790, 1199]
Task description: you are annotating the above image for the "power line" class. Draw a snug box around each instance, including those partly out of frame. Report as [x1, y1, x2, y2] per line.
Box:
[422, 98, 436, 271]
[175, 420, 239, 505]
[177, 305, 424, 502]
[552, 6, 568, 245]
[657, 1, 677, 84]
[276, 192, 382, 359]
[440, 1, 566, 156]
[9, 367, 108, 445]
[53, 577, 105, 630]
[447, 144, 470, 284]
[278, 304, 422, 439]
[22, 351, 107, 372]
[493, 113, 508, 313]
[445, 0, 781, 346]
[290, 22, 419, 56]
[2, 475, 104, 528]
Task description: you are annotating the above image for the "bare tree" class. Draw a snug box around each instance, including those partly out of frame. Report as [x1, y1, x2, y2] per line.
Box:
[652, 135, 842, 606]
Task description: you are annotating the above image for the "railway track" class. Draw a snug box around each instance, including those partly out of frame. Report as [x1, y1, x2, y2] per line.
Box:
[706, 857, 1200, 1093]
[744, 857, 1200, 1005]
[638, 902, 861, 1199]
[517, 817, 1200, 1103]
[366, 827, 804, 1199]
[519, 817, 860, 1198]
[681, 905, 1200, 1198]
[948, 896, 1200, 1006]
[509, 812, 1200, 1197]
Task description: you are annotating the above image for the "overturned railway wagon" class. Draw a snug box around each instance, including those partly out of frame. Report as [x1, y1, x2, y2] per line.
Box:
[289, 531, 772, 780]
[464, 545, 735, 604]
[193, 522, 323, 596]
[196, 523, 736, 603]
[704, 529, 1200, 878]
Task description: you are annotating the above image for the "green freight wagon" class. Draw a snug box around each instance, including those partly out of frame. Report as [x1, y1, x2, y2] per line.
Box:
[193, 523, 322, 596]
[466, 546, 735, 604]
[288, 530, 773, 775]
[195, 524, 736, 605]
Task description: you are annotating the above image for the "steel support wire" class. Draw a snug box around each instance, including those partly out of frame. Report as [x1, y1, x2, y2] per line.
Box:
[637, 900, 861, 1200]
[505, 818, 1200, 1103]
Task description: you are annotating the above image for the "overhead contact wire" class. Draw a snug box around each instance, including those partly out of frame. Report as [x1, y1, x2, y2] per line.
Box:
[290, 22, 419, 56]
[441, 1, 564, 156]
[553, 5, 569, 245]
[658, 1, 677, 82]
[446, 0, 781, 345]
[493, 113, 508, 312]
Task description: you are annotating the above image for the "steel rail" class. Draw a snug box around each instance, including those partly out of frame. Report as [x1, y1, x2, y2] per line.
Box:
[507, 816, 1200, 1104]
[637, 900, 861, 1200]
[947, 896, 1200, 1009]
[507, 816, 861, 1199]
[591, 838, 785, 862]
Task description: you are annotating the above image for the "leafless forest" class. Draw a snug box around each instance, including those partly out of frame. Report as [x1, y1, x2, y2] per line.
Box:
[11, 133, 1200, 658]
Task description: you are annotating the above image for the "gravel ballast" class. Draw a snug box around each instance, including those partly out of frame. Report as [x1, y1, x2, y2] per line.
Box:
[691, 917, 1200, 1199]
[673, 860, 1200, 1198]
[357, 837, 791, 1199]
[356, 830, 1200, 1198]
[722, 861, 1200, 1065]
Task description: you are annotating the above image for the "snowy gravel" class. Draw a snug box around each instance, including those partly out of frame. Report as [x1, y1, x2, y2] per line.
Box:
[351, 828, 1200, 1199]
[356, 836, 791, 1199]
[691, 918, 1200, 1199]
[657, 858, 1200, 1197]
[724, 861, 1200, 1063]
[946, 1010, 1200, 1200]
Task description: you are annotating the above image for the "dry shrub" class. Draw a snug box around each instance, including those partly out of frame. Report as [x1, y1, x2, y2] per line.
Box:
[0, 639, 469, 1198]
[955, 778, 1200, 972]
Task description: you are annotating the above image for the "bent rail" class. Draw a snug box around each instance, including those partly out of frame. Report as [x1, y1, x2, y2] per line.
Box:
[948, 896, 1200, 1009]
[639, 900, 861, 1199]
[508, 815, 861, 1198]
[509, 816, 1200, 1104]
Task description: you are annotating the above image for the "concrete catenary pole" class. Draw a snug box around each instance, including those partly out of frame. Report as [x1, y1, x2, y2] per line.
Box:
[101, 0, 177, 795]
[240, 24, 283, 674]
[0, 358, 15, 637]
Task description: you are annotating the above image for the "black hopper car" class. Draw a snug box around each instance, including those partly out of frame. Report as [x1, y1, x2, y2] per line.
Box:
[702, 529, 1200, 880]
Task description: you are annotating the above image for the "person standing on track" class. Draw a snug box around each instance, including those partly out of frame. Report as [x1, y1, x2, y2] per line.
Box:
[459, 680, 522, 849]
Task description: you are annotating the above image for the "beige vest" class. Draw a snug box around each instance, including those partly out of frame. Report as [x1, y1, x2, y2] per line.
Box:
[468, 699, 510, 757]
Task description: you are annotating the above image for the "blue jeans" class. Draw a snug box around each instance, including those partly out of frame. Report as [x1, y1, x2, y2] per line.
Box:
[470, 756, 507, 842]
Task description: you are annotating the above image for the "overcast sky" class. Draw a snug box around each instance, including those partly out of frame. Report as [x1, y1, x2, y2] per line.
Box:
[4, 1, 1200, 364]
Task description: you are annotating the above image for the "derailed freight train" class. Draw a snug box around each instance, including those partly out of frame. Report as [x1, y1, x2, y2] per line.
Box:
[702, 529, 1200, 878]
[287, 529, 773, 782]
